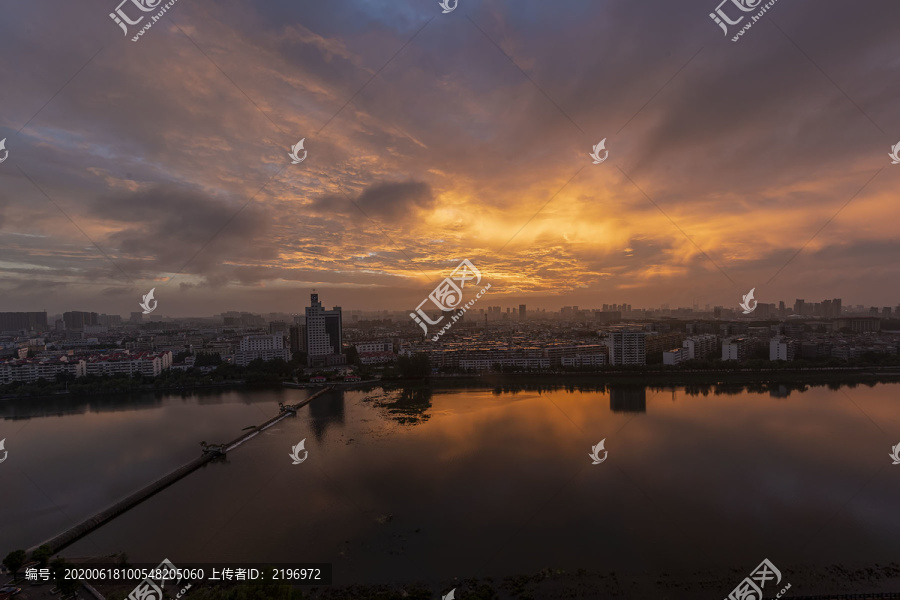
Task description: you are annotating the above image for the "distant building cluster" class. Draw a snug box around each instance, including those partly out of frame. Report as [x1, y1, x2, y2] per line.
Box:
[0, 356, 85, 384]
[232, 334, 290, 367]
[1, 293, 899, 386]
[354, 340, 394, 365]
[0, 292, 349, 384]
[663, 334, 718, 365]
[0, 350, 173, 384]
[397, 295, 900, 370]
[408, 343, 608, 372]
[0, 312, 48, 332]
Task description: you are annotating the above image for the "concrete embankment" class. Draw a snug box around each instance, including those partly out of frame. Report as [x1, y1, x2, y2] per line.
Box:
[28, 386, 333, 555]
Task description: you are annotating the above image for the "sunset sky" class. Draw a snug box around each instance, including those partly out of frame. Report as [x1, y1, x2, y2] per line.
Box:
[1, 0, 898, 316]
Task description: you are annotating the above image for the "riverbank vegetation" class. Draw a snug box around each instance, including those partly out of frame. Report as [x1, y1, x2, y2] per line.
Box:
[0, 358, 295, 398]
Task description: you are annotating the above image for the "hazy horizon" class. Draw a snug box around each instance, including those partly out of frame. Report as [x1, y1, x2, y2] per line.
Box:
[14, 292, 892, 321]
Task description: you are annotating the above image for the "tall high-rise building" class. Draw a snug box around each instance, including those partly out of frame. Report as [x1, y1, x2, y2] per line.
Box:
[519, 304, 526, 321]
[99, 314, 122, 327]
[268, 321, 288, 335]
[289, 324, 306, 354]
[63, 311, 99, 331]
[305, 293, 345, 367]
[722, 337, 752, 361]
[770, 337, 798, 361]
[794, 299, 805, 317]
[0, 312, 48, 333]
[604, 330, 646, 366]
[683, 334, 717, 360]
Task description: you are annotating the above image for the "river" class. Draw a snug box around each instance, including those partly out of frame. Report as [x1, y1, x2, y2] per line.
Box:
[1, 382, 898, 592]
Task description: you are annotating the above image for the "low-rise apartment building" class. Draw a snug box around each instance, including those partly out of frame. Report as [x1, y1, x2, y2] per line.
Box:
[0, 357, 87, 384]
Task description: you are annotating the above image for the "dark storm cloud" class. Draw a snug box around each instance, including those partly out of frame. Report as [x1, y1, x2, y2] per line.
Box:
[90, 185, 279, 279]
[356, 180, 435, 218]
[310, 180, 434, 221]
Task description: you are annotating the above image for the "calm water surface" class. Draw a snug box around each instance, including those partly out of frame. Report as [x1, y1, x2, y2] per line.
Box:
[2, 383, 899, 586]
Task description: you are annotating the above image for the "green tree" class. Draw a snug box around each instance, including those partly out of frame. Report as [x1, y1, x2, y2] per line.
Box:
[397, 353, 431, 378]
[31, 544, 52, 568]
[50, 558, 79, 599]
[58, 575, 79, 599]
[3, 549, 26, 582]
[54, 371, 75, 385]
[343, 346, 360, 366]
[289, 351, 308, 369]
[214, 363, 243, 379]
[196, 352, 223, 366]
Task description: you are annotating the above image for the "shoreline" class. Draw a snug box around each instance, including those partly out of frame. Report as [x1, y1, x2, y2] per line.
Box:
[395, 368, 900, 389]
[2, 368, 899, 402]
[0, 380, 247, 402]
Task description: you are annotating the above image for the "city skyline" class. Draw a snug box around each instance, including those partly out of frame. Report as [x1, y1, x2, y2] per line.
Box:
[1, 1, 900, 316]
[6, 294, 900, 325]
